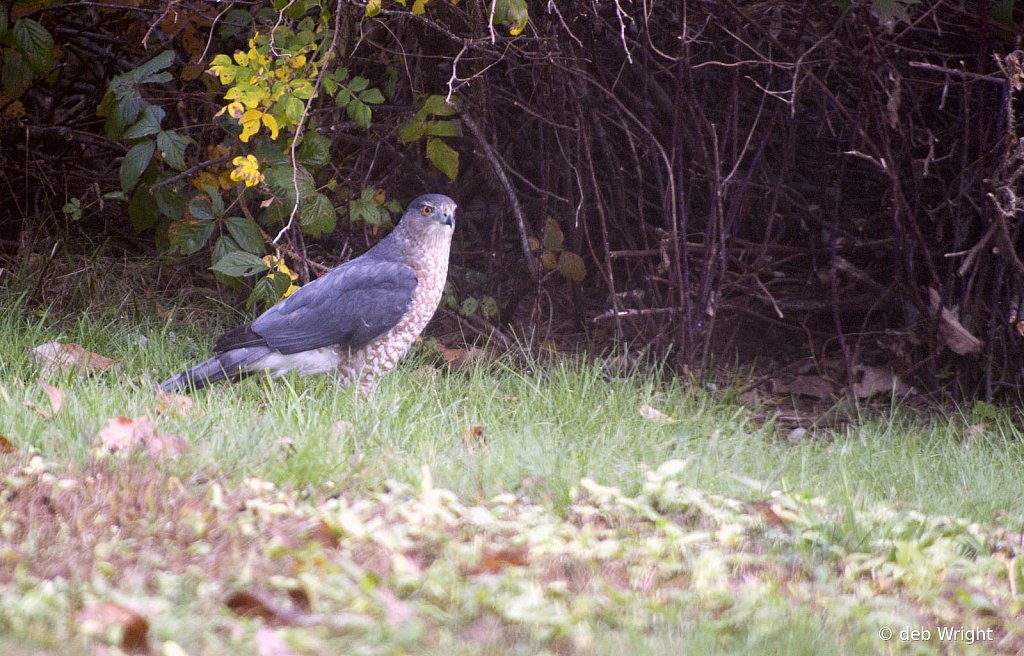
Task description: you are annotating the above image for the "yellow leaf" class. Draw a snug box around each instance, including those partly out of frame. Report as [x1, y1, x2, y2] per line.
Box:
[261, 113, 279, 140]
[412, 0, 427, 14]
[239, 110, 263, 143]
[233, 50, 249, 66]
[226, 102, 245, 119]
[193, 171, 219, 191]
[230, 154, 264, 187]
[288, 54, 307, 68]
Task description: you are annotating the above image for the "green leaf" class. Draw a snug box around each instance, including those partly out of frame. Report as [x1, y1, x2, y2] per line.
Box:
[250, 138, 290, 167]
[205, 184, 226, 216]
[264, 165, 316, 201]
[282, 0, 310, 19]
[358, 88, 384, 104]
[156, 130, 192, 171]
[300, 193, 337, 237]
[154, 181, 185, 220]
[423, 94, 456, 116]
[128, 187, 158, 232]
[278, 94, 304, 125]
[130, 50, 175, 84]
[490, 0, 529, 35]
[297, 132, 330, 167]
[426, 137, 459, 180]
[219, 9, 252, 39]
[250, 274, 281, 309]
[480, 296, 498, 317]
[1, 49, 32, 99]
[169, 220, 216, 255]
[399, 116, 425, 143]
[122, 104, 166, 139]
[348, 76, 369, 93]
[189, 197, 216, 221]
[12, 18, 53, 74]
[424, 120, 457, 137]
[459, 297, 479, 317]
[210, 250, 269, 277]
[62, 198, 82, 221]
[225, 216, 265, 254]
[347, 98, 371, 129]
[108, 89, 142, 140]
[543, 216, 564, 252]
[558, 250, 586, 282]
[365, 0, 381, 17]
[120, 140, 156, 192]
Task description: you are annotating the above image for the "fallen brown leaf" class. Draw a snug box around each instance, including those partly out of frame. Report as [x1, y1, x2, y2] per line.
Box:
[852, 365, 911, 399]
[226, 589, 307, 626]
[639, 404, 674, 424]
[37, 380, 64, 415]
[461, 425, 487, 450]
[96, 416, 187, 458]
[23, 400, 50, 419]
[750, 500, 785, 528]
[473, 544, 530, 574]
[0, 435, 15, 454]
[74, 602, 149, 653]
[142, 432, 189, 458]
[97, 416, 156, 453]
[155, 390, 194, 416]
[30, 341, 117, 377]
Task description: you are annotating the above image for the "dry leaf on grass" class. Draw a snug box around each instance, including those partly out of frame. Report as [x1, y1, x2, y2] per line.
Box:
[0, 435, 17, 455]
[440, 346, 489, 369]
[38, 380, 64, 414]
[75, 602, 150, 653]
[30, 341, 117, 377]
[461, 425, 487, 450]
[639, 404, 674, 423]
[96, 416, 189, 458]
[226, 589, 314, 626]
[472, 544, 530, 574]
[23, 400, 51, 419]
[155, 390, 194, 416]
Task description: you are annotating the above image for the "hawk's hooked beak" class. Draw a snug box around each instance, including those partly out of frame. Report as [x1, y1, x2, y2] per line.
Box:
[441, 206, 455, 227]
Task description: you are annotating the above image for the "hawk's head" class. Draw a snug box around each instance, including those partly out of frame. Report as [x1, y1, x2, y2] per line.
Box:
[403, 194, 456, 233]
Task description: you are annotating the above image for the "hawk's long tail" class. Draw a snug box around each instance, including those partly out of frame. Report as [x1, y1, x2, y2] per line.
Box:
[158, 346, 271, 393]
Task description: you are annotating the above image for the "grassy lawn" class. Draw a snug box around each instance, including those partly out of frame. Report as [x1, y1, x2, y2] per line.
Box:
[1, 306, 1023, 654]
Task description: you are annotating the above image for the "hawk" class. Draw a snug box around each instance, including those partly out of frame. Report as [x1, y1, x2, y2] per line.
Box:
[159, 193, 456, 393]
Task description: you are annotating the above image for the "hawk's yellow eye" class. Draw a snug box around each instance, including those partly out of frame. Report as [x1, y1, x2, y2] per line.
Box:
[422, 206, 433, 215]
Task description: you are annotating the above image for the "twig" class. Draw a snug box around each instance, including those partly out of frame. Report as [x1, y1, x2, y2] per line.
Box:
[593, 307, 677, 322]
[273, 3, 342, 245]
[150, 155, 232, 190]
[909, 61, 1004, 83]
[461, 111, 539, 281]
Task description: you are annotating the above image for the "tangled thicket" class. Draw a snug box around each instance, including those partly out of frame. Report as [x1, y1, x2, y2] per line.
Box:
[1, 0, 1022, 400]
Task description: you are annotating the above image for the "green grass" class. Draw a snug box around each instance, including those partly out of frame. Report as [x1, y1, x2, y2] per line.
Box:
[2, 304, 1024, 654]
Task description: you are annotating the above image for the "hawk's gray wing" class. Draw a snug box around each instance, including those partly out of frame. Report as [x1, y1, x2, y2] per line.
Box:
[214, 258, 417, 355]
